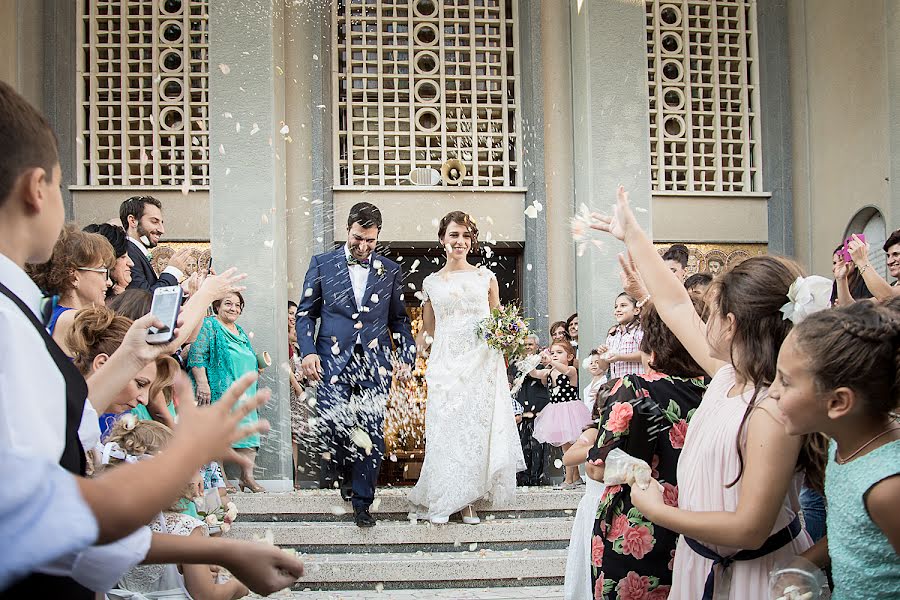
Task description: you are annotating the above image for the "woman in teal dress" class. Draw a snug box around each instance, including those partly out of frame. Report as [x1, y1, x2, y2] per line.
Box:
[187, 291, 265, 492]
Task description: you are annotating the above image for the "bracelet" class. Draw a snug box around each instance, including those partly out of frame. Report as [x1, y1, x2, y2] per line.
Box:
[636, 295, 651, 308]
[859, 264, 869, 276]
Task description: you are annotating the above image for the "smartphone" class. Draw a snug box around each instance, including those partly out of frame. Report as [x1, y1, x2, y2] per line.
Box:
[840, 233, 866, 263]
[147, 285, 183, 344]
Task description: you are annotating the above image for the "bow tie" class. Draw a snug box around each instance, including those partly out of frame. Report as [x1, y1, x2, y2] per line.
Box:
[39, 293, 59, 328]
[347, 256, 370, 268]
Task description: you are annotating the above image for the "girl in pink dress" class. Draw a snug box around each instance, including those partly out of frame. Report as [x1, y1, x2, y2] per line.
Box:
[591, 187, 823, 600]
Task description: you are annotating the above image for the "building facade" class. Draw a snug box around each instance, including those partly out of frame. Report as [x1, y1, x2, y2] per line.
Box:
[3, 0, 899, 487]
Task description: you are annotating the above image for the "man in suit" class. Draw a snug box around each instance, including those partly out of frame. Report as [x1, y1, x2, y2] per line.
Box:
[296, 202, 414, 527]
[119, 195, 192, 291]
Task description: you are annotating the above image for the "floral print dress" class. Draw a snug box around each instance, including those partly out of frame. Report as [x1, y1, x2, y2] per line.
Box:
[588, 372, 707, 600]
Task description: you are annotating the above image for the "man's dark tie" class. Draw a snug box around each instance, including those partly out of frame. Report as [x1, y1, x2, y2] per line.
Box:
[347, 256, 370, 268]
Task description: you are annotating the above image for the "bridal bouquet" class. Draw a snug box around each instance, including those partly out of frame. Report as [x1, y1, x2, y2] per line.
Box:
[476, 304, 530, 361]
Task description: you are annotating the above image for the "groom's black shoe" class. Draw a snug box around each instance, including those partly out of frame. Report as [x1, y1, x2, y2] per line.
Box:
[354, 506, 376, 528]
[319, 459, 338, 490]
[340, 481, 353, 502]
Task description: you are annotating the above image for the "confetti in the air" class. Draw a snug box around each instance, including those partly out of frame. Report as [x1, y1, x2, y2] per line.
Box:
[218, 63, 230, 75]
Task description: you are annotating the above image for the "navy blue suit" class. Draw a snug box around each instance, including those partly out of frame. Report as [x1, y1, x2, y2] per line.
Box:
[296, 247, 414, 509]
[126, 241, 178, 292]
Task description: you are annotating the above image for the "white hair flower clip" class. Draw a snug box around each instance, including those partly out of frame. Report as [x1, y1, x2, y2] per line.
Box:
[100, 441, 148, 465]
[120, 413, 138, 431]
[780, 276, 832, 324]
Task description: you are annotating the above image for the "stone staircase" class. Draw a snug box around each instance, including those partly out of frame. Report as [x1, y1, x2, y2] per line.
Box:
[229, 487, 580, 592]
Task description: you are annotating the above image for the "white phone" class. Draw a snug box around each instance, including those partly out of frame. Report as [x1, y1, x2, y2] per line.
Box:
[147, 285, 183, 344]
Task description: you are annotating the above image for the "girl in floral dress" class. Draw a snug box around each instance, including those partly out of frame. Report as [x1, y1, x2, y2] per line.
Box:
[587, 303, 707, 599]
[591, 187, 821, 599]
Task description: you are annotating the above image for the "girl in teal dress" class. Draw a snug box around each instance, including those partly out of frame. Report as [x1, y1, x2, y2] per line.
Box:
[769, 298, 900, 599]
[187, 292, 265, 492]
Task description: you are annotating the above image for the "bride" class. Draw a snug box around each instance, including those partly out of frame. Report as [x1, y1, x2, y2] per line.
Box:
[407, 211, 525, 525]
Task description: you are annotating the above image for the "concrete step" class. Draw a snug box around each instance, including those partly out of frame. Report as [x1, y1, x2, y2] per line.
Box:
[231, 487, 582, 521]
[293, 548, 567, 590]
[230, 516, 573, 553]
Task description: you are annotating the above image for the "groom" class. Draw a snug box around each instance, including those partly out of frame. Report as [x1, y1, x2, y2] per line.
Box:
[296, 202, 415, 527]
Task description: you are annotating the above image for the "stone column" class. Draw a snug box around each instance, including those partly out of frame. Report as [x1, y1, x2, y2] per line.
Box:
[889, 0, 900, 230]
[518, 0, 550, 339]
[541, 0, 576, 330]
[757, 0, 794, 256]
[209, 0, 292, 491]
[569, 0, 653, 364]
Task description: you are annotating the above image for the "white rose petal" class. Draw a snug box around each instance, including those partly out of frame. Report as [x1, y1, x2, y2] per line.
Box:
[524, 205, 538, 219]
[280, 124, 290, 135]
[354, 322, 363, 329]
[304, 288, 313, 298]
[367, 338, 379, 349]
[370, 294, 379, 304]
[331, 342, 340, 355]
[218, 63, 230, 75]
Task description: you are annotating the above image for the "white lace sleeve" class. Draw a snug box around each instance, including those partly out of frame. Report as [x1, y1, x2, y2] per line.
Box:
[151, 512, 208, 537]
[419, 277, 431, 305]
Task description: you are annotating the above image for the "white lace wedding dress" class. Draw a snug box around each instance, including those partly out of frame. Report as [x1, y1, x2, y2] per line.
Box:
[407, 267, 525, 520]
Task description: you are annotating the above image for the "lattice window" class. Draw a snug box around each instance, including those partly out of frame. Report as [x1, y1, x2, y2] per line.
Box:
[646, 0, 761, 193]
[76, 0, 210, 188]
[333, 0, 521, 187]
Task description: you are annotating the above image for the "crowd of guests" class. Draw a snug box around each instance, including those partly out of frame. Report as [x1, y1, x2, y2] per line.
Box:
[0, 81, 304, 597]
[550, 190, 900, 599]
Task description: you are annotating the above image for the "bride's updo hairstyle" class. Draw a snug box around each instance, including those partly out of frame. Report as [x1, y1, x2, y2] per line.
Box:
[437, 210, 479, 253]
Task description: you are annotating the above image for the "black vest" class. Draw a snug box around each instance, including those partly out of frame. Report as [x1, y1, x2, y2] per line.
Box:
[0, 282, 92, 599]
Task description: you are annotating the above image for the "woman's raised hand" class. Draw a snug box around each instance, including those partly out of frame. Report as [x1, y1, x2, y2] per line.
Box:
[590, 185, 641, 242]
[173, 371, 271, 466]
[618, 252, 649, 303]
[121, 312, 186, 364]
[847, 234, 871, 270]
[198, 267, 248, 301]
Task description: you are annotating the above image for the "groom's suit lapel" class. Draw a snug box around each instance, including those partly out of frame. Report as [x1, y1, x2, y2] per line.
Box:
[360, 253, 381, 309]
[331, 248, 355, 308]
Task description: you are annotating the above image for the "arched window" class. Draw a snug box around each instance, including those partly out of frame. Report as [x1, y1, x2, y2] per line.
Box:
[845, 207, 887, 277]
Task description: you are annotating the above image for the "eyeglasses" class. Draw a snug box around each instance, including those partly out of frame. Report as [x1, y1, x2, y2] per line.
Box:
[77, 266, 110, 279]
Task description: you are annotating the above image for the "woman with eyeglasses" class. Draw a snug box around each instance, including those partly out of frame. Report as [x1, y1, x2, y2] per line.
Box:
[26, 225, 114, 353]
[187, 291, 265, 493]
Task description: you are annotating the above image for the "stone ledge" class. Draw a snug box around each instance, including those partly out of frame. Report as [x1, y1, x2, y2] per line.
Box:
[232, 488, 583, 517]
[294, 548, 567, 585]
[230, 516, 574, 547]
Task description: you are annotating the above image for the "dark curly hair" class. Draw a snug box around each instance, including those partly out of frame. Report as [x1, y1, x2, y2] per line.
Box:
[662, 243, 690, 268]
[82, 223, 129, 258]
[639, 301, 705, 378]
[26, 224, 116, 297]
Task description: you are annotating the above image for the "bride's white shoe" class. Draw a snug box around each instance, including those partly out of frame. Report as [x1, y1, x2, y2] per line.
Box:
[460, 505, 480, 525]
[429, 514, 450, 525]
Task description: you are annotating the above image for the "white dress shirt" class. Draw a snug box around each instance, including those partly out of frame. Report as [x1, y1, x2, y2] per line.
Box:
[129, 236, 184, 282]
[0, 252, 148, 589]
[0, 448, 99, 591]
[0, 253, 100, 458]
[344, 244, 370, 309]
[344, 245, 370, 346]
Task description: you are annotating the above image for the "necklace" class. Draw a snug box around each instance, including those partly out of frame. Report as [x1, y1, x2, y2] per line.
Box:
[835, 421, 900, 464]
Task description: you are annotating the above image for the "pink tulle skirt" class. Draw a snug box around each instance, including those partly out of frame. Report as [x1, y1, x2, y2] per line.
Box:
[533, 401, 593, 446]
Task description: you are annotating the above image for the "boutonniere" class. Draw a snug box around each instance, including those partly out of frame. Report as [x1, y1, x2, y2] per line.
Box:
[372, 259, 385, 277]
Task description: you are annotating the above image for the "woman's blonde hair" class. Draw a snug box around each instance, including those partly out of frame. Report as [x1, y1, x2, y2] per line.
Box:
[104, 419, 196, 509]
[149, 355, 179, 404]
[65, 306, 133, 376]
[105, 419, 174, 464]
